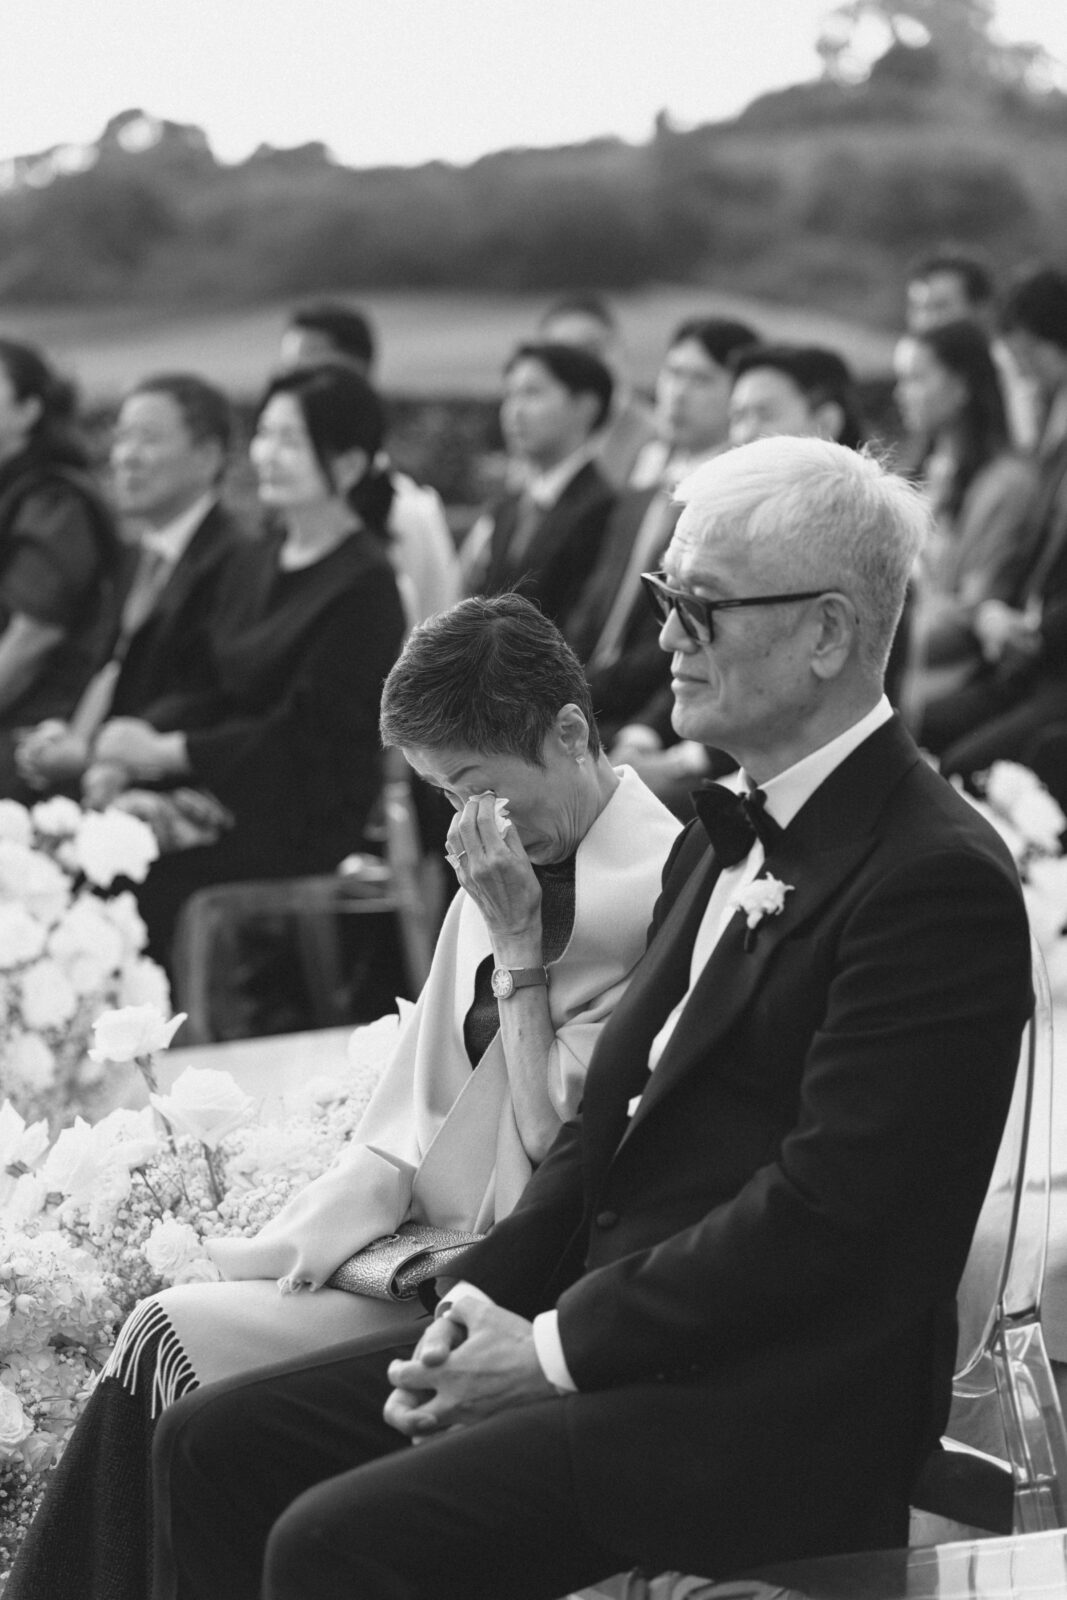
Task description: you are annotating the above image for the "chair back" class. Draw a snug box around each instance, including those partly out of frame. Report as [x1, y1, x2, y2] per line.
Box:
[954, 935, 1053, 1379]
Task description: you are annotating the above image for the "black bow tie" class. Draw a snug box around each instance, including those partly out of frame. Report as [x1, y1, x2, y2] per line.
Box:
[692, 783, 782, 868]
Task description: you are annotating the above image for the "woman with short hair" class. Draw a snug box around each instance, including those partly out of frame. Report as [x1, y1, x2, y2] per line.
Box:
[8, 594, 681, 1600]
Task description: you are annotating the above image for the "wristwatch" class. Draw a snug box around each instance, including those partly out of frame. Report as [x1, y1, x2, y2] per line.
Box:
[490, 965, 549, 999]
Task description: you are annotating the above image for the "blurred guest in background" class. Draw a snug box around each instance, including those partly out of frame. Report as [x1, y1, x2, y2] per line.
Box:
[922, 267, 1067, 777]
[904, 248, 996, 336]
[616, 338, 868, 808]
[904, 245, 1039, 450]
[893, 320, 1036, 730]
[728, 342, 867, 450]
[16, 372, 243, 797]
[281, 299, 460, 625]
[539, 293, 656, 488]
[460, 342, 615, 634]
[574, 317, 758, 748]
[0, 339, 119, 781]
[83, 361, 405, 962]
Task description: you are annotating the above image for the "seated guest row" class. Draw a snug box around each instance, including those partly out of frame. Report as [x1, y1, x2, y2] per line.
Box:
[14, 361, 407, 965]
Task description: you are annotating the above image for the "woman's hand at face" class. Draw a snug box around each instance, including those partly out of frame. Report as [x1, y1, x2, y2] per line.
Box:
[446, 792, 542, 958]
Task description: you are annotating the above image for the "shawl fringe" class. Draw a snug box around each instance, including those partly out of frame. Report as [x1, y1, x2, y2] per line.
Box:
[101, 1299, 198, 1418]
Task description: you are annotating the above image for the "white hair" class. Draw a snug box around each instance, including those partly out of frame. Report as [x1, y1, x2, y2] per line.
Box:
[674, 436, 929, 674]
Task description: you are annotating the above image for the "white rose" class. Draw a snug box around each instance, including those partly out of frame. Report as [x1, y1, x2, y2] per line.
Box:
[729, 874, 794, 930]
[3, 1172, 46, 1226]
[143, 1215, 205, 1281]
[71, 809, 159, 889]
[94, 1106, 164, 1170]
[0, 802, 32, 847]
[0, 904, 47, 970]
[0, 841, 71, 927]
[0, 1100, 50, 1171]
[39, 1117, 105, 1200]
[983, 761, 1042, 812]
[0, 1381, 32, 1455]
[118, 956, 171, 1015]
[150, 1067, 253, 1149]
[1012, 786, 1067, 855]
[88, 1004, 186, 1064]
[19, 958, 78, 1032]
[49, 896, 125, 989]
[102, 890, 149, 957]
[3, 1033, 56, 1092]
[30, 796, 83, 839]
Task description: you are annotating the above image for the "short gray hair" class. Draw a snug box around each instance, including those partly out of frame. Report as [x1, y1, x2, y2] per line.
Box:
[675, 436, 929, 675]
[380, 594, 600, 765]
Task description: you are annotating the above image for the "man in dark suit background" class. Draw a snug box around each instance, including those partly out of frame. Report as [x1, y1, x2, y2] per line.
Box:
[538, 292, 657, 489]
[460, 341, 615, 634]
[154, 436, 1031, 1600]
[16, 372, 243, 798]
[568, 316, 758, 747]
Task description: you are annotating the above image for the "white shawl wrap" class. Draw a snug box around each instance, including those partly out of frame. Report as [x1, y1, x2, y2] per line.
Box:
[208, 766, 680, 1288]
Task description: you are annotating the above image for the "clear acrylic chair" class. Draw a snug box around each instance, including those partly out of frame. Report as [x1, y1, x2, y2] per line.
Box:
[925, 933, 1067, 1535]
[171, 749, 441, 1043]
[570, 938, 1067, 1600]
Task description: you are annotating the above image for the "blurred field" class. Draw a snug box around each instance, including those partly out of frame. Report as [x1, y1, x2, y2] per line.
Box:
[0, 286, 897, 402]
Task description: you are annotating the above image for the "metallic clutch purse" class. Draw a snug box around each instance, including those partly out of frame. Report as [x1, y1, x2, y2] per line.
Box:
[326, 1222, 484, 1302]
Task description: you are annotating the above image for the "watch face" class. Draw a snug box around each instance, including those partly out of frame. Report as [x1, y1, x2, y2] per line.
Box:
[491, 968, 515, 999]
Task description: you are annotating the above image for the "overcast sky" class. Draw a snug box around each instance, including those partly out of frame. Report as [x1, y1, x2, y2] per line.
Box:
[1, 0, 1065, 169]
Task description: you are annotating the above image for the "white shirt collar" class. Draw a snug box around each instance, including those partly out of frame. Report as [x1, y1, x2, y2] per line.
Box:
[526, 442, 596, 509]
[140, 492, 217, 565]
[734, 696, 894, 830]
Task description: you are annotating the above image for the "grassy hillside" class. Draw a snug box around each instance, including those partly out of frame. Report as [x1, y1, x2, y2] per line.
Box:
[1, 48, 1065, 334]
[0, 285, 898, 405]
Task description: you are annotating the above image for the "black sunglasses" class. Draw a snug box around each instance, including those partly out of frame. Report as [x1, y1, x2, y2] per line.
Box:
[640, 570, 830, 644]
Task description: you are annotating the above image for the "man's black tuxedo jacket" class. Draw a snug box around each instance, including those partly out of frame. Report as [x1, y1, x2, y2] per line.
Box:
[477, 461, 614, 635]
[109, 501, 244, 720]
[455, 717, 1031, 1572]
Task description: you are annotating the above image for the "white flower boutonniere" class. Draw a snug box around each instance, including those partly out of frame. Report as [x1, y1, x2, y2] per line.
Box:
[730, 875, 794, 951]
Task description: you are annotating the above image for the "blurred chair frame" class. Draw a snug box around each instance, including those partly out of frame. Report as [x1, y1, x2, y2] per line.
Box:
[171, 749, 441, 1044]
[569, 938, 1067, 1600]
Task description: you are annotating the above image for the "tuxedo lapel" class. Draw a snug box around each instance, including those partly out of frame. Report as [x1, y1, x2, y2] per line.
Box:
[618, 717, 922, 1139]
[579, 841, 723, 1182]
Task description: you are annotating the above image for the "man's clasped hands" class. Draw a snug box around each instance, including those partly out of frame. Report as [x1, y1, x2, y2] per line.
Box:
[385, 1295, 555, 1441]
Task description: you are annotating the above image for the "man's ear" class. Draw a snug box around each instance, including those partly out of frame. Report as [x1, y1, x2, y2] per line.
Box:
[810, 594, 856, 681]
[554, 702, 592, 760]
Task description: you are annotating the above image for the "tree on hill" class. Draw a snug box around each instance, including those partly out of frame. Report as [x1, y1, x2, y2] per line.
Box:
[816, 0, 1057, 95]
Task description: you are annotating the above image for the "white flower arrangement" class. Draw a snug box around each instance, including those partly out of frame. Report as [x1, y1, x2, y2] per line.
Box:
[0, 1002, 403, 1575]
[729, 874, 794, 950]
[0, 800, 166, 1131]
[958, 762, 1067, 993]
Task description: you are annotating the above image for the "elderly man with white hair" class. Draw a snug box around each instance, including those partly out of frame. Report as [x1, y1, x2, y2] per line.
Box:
[154, 436, 1031, 1600]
